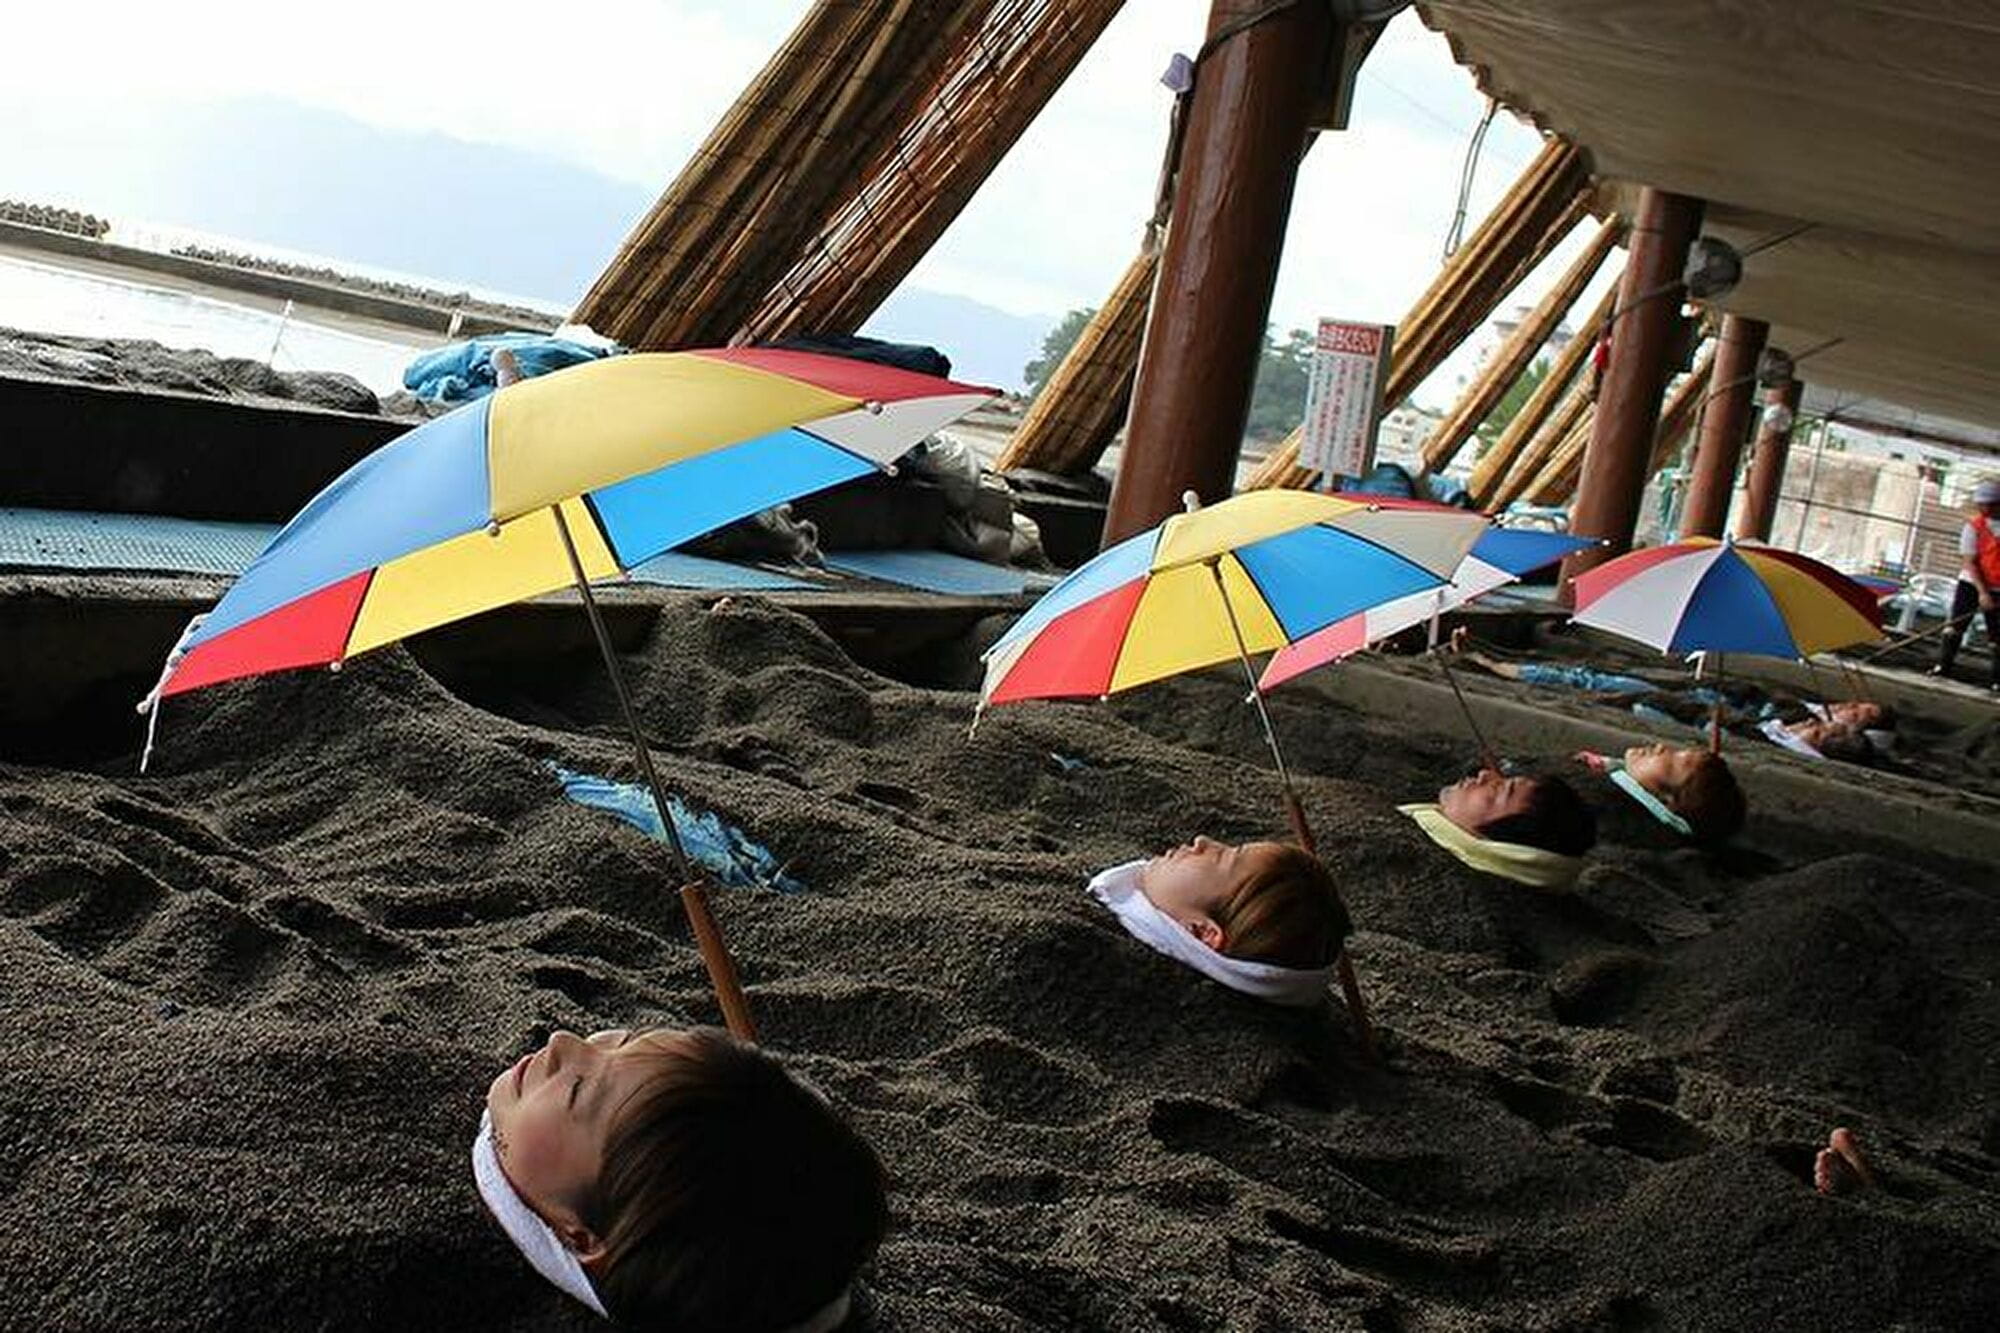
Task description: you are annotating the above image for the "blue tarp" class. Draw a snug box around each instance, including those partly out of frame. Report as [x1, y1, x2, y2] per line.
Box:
[547, 764, 807, 893]
[404, 333, 615, 403]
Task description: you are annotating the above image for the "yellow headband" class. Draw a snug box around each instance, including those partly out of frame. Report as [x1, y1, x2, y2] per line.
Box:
[1398, 803, 1585, 891]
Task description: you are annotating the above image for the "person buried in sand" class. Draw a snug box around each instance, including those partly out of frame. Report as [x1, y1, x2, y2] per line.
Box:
[474, 1026, 885, 1332]
[1573, 742, 1747, 846]
[1400, 765, 1598, 889]
[1087, 836, 1351, 1006]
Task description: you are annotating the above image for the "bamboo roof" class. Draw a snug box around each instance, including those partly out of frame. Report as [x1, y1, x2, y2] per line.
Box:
[1417, 0, 2000, 434]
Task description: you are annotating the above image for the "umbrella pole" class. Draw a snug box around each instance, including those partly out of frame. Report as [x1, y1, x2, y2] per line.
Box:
[1208, 563, 1378, 1061]
[549, 506, 759, 1041]
[1710, 651, 1725, 755]
[1433, 651, 1501, 771]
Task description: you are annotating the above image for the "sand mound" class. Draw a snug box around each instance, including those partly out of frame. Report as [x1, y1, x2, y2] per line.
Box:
[3, 599, 1997, 1330]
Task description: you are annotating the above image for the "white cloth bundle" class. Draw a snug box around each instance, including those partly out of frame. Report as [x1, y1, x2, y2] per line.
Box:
[1085, 860, 1333, 1007]
[1760, 717, 1825, 759]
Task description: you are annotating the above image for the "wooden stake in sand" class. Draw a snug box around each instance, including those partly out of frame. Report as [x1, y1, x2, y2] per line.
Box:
[549, 504, 759, 1042]
[1207, 559, 1378, 1062]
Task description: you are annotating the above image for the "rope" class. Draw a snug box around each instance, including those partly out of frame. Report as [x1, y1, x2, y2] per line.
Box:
[135, 615, 206, 775]
[1443, 98, 1499, 260]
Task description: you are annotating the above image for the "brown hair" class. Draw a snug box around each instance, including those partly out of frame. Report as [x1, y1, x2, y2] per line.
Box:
[585, 1029, 886, 1332]
[1668, 752, 1746, 845]
[1478, 775, 1597, 857]
[1215, 844, 1351, 968]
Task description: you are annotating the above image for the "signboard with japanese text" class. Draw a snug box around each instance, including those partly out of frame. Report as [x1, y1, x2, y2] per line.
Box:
[1300, 319, 1394, 487]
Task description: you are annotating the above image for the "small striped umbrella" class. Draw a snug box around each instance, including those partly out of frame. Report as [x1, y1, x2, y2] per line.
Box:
[1571, 537, 1884, 752]
[1571, 537, 1883, 658]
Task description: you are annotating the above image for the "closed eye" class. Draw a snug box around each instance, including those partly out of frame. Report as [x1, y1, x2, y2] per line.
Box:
[568, 1075, 583, 1110]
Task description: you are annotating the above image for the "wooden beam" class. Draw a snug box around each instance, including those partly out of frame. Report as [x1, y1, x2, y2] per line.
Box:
[1419, 213, 1621, 475]
[1467, 278, 1617, 506]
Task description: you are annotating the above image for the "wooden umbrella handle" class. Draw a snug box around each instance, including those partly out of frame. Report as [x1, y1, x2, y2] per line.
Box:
[1283, 790, 1379, 1062]
[679, 881, 759, 1041]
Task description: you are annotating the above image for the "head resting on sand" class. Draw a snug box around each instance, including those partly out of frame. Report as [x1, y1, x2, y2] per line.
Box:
[1823, 700, 1893, 732]
[482, 1026, 884, 1331]
[1437, 768, 1597, 857]
[1139, 837, 1350, 968]
[1799, 719, 1878, 765]
[1622, 743, 1746, 845]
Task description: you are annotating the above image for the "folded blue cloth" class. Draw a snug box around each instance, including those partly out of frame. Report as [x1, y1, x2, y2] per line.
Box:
[547, 764, 806, 893]
[1515, 663, 1654, 695]
[404, 334, 615, 403]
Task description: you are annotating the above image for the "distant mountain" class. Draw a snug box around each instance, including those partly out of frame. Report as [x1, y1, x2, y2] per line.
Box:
[863, 288, 1053, 393]
[0, 95, 1053, 388]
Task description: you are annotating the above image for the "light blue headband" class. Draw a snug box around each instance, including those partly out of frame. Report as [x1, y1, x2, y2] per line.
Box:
[1609, 767, 1694, 838]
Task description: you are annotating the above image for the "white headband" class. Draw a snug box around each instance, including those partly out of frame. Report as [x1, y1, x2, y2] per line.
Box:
[1087, 861, 1334, 1007]
[472, 1110, 609, 1317]
[471, 1110, 858, 1332]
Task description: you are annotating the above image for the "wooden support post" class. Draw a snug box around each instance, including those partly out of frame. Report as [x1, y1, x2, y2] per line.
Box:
[1467, 278, 1617, 506]
[1678, 315, 1768, 538]
[1420, 215, 1620, 476]
[1103, 0, 1338, 543]
[1735, 378, 1804, 542]
[1559, 187, 1703, 594]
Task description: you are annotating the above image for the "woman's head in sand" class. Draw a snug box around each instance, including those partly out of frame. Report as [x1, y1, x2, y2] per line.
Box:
[1824, 700, 1893, 731]
[1622, 743, 1747, 844]
[1437, 768, 1596, 856]
[1797, 719, 1878, 764]
[1139, 837, 1349, 968]
[486, 1026, 886, 1331]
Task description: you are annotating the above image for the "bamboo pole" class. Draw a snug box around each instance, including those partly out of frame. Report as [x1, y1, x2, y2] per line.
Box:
[1524, 406, 1598, 505]
[575, 2, 979, 347]
[748, 0, 1127, 340]
[1245, 138, 1588, 490]
[1467, 279, 1616, 505]
[1490, 375, 1593, 508]
[1419, 214, 1620, 475]
[994, 243, 1161, 475]
[1647, 343, 1718, 475]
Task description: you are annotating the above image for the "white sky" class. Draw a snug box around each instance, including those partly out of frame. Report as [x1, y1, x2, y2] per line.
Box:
[5, 1, 1614, 406]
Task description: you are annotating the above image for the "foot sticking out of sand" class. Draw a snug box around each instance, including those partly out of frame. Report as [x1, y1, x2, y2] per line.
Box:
[1813, 1126, 1876, 1196]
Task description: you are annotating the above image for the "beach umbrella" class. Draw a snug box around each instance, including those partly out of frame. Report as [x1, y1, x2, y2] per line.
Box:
[1259, 528, 1595, 689]
[1570, 537, 1883, 658]
[146, 347, 994, 1035]
[979, 489, 1489, 1052]
[1571, 536, 1884, 749]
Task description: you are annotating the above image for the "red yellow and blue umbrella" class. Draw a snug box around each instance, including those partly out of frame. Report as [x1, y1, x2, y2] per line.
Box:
[980, 491, 1487, 706]
[144, 346, 991, 1039]
[161, 347, 990, 696]
[1570, 536, 1883, 658]
[1259, 527, 1595, 689]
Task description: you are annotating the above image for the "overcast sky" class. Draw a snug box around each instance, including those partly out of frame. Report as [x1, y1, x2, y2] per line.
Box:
[5, 2, 1611, 397]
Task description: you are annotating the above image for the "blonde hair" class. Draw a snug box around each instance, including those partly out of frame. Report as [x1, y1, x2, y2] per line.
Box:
[1216, 846, 1350, 968]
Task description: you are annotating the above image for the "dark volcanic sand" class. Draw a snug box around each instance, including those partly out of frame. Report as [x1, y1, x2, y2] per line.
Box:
[2, 599, 1997, 1331]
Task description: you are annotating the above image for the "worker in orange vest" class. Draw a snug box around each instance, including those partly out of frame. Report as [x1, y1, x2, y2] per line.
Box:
[1933, 478, 2000, 690]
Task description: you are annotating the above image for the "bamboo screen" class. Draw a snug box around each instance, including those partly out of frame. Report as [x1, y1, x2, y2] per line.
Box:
[573, 0, 1125, 352]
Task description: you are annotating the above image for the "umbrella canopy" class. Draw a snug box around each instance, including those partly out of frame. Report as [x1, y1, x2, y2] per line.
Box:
[162, 348, 990, 695]
[1571, 537, 1883, 658]
[1259, 529, 1594, 689]
[980, 491, 1488, 706]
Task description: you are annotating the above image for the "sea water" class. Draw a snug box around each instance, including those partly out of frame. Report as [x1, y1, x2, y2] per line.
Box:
[0, 232, 561, 396]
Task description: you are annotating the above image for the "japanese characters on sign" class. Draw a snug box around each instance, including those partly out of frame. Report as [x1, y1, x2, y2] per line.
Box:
[1300, 319, 1394, 488]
